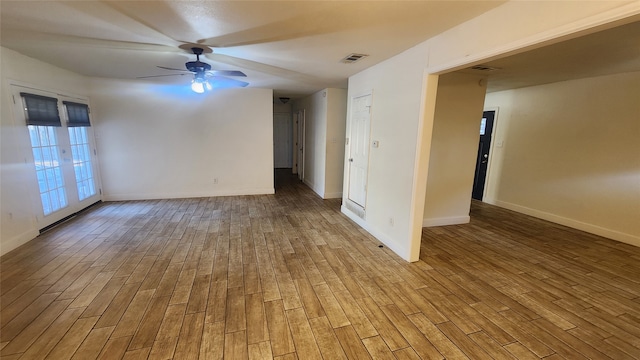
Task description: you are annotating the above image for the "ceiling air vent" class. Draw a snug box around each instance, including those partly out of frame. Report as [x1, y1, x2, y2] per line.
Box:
[470, 65, 500, 71]
[341, 53, 369, 64]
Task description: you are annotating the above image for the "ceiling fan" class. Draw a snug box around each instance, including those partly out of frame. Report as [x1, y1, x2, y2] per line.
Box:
[138, 47, 249, 93]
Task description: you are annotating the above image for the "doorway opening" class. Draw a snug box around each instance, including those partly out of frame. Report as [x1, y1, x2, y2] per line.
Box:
[472, 110, 495, 200]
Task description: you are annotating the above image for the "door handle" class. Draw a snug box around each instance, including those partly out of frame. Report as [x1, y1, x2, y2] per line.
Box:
[349, 158, 353, 162]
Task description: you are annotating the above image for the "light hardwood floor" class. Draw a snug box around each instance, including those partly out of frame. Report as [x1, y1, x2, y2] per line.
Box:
[1, 170, 639, 359]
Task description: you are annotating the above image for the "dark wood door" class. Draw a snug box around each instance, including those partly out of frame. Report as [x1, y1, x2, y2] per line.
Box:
[472, 110, 495, 200]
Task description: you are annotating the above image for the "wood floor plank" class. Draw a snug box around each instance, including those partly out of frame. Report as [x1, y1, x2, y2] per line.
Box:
[0, 299, 73, 356]
[128, 295, 171, 350]
[224, 330, 248, 360]
[333, 290, 378, 339]
[110, 289, 156, 338]
[294, 277, 325, 319]
[500, 309, 589, 360]
[308, 316, 348, 360]
[186, 273, 210, 314]
[361, 336, 395, 360]
[333, 325, 372, 360]
[96, 335, 131, 360]
[199, 321, 224, 360]
[312, 283, 350, 328]
[247, 341, 273, 360]
[0, 291, 60, 343]
[225, 286, 247, 333]
[470, 302, 554, 357]
[173, 311, 205, 360]
[436, 321, 492, 359]
[264, 300, 295, 357]
[94, 282, 142, 329]
[285, 307, 322, 360]
[503, 342, 540, 360]
[407, 312, 468, 359]
[81, 275, 128, 318]
[18, 306, 85, 360]
[246, 292, 269, 344]
[68, 270, 116, 308]
[380, 304, 443, 359]
[356, 297, 408, 351]
[393, 347, 422, 360]
[122, 347, 151, 360]
[274, 271, 302, 310]
[70, 326, 114, 360]
[468, 331, 517, 360]
[45, 315, 100, 360]
[205, 280, 227, 324]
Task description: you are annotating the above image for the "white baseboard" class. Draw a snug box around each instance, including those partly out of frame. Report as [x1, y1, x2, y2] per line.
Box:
[494, 200, 640, 247]
[341, 205, 411, 262]
[103, 188, 276, 201]
[422, 215, 470, 227]
[1, 229, 40, 256]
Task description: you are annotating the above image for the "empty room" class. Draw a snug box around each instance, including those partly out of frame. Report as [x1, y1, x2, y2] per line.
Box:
[1, 1, 639, 359]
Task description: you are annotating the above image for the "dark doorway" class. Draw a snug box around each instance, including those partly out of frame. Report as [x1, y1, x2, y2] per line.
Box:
[472, 110, 495, 200]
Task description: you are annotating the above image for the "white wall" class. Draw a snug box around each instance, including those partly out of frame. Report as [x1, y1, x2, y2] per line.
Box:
[1, 47, 91, 255]
[325, 88, 348, 198]
[293, 88, 347, 199]
[344, 0, 639, 261]
[294, 90, 327, 196]
[423, 73, 487, 227]
[90, 78, 274, 200]
[484, 72, 640, 246]
[344, 44, 430, 260]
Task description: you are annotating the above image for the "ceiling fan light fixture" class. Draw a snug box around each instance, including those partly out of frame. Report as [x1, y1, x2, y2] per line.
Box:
[191, 72, 211, 93]
[191, 78, 211, 93]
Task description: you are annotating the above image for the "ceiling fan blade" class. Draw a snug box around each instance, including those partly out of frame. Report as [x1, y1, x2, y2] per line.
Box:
[194, 3, 343, 48]
[157, 66, 192, 72]
[206, 53, 324, 84]
[208, 76, 249, 88]
[1, 30, 179, 52]
[208, 70, 247, 77]
[137, 73, 189, 79]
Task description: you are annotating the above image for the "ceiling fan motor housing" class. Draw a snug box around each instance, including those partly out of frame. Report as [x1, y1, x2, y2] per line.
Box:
[186, 47, 211, 73]
[185, 61, 211, 73]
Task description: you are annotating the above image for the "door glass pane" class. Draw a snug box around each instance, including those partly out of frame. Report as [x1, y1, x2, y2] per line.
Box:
[28, 125, 68, 215]
[68, 127, 96, 201]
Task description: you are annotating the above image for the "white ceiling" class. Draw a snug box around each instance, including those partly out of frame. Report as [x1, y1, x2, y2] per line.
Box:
[0, 0, 505, 98]
[461, 19, 640, 92]
[1, 1, 638, 99]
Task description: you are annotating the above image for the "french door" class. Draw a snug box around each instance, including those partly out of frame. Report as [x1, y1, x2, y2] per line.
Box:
[12, 85, 101, 228]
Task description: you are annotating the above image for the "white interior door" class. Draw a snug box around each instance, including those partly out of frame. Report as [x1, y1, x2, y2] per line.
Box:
[273, 113, 293, 168]
[347, 94, 372, 207]
[297, 110, 305, 181]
